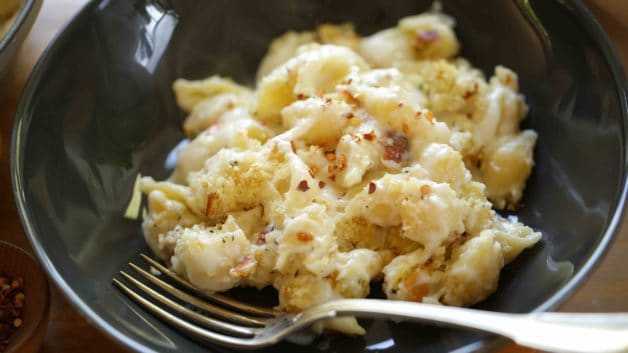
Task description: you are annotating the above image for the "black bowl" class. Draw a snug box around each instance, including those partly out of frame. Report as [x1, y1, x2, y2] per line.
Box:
[0, 0, 42, 78]
[11, 1, 627, 352]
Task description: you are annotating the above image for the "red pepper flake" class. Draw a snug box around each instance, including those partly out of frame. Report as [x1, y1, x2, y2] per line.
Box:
[325, 152, 336, 161]
[296, 93, 306, 100]
[368, 182, 377, 194]
[205, 193, 218, 216]
[342, 112, 354, 119]
[256, 224, 274, 244]
[318, 181, 326, 189]
[363, 131, 376, 141]
[324, 97, 332, 105]
[229, 255, 257, 277]
[382, 132, 409, 163]
[463, 82, 479, 100]
[297, 180, 310, 192]
[402, 123, 409, 134]
[340, 90, 360, 106]
[415, 30, 440, 45]
[296, 232, 314, 242]
[420, 184, 431, 196]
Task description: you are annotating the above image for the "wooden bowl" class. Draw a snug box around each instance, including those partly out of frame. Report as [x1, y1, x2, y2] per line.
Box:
[0, 241, 49, 353]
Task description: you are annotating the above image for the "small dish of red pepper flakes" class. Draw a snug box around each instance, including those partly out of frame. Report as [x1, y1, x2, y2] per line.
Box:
[0, 274, 24, 352]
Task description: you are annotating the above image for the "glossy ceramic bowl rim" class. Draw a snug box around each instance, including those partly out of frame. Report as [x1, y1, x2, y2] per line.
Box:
[0, 0, 39, 52]
[10, 1, 628, 352]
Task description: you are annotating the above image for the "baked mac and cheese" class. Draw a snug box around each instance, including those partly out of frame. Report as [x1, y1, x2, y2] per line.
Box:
[139, 11, 541, 334]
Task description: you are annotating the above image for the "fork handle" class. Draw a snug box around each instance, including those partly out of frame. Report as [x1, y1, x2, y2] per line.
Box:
[305, 299, 628, 353]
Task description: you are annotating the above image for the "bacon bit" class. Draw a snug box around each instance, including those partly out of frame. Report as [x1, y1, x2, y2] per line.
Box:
[425, 111, 434, 124]
[296, 232, 314, 242]
[348, 117, 361, 126]
[420, 184, 431, 196]
[324, 97, 332, 105]
[296, 93, 306, 100]
[363, 131, 376, 141]
[415, 30, 440, 46]
[226, 101, 235, 110]
[297, 180, 310, 192]
[397, 102, 404, 108]
[229, 255, 257, 277]
[325, 152, 336, 161]
[415, 111, 423, 119]
[368, 182, 377, 194]
[402, 123, 409, 134]
[205, 193, 218, 216]
[342, 112, 354, 119]
[403, 272, 430, 302]
[341, 90, 360, 106]
[382, 132, 409, 163]
[463, 82, 479, 100]
[290, 140, 297, 153]
[329, 174, 336, 181]
[319, 181, 326, 188]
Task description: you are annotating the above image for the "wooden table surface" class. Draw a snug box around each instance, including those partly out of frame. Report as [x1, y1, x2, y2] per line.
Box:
[0, 1, 626, 352]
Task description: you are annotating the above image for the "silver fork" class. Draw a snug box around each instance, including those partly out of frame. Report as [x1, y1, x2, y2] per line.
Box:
[112, 254, 628, 353]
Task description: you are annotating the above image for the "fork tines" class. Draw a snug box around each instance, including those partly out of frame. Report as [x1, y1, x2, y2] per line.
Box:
[112, 253, 279, 345]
